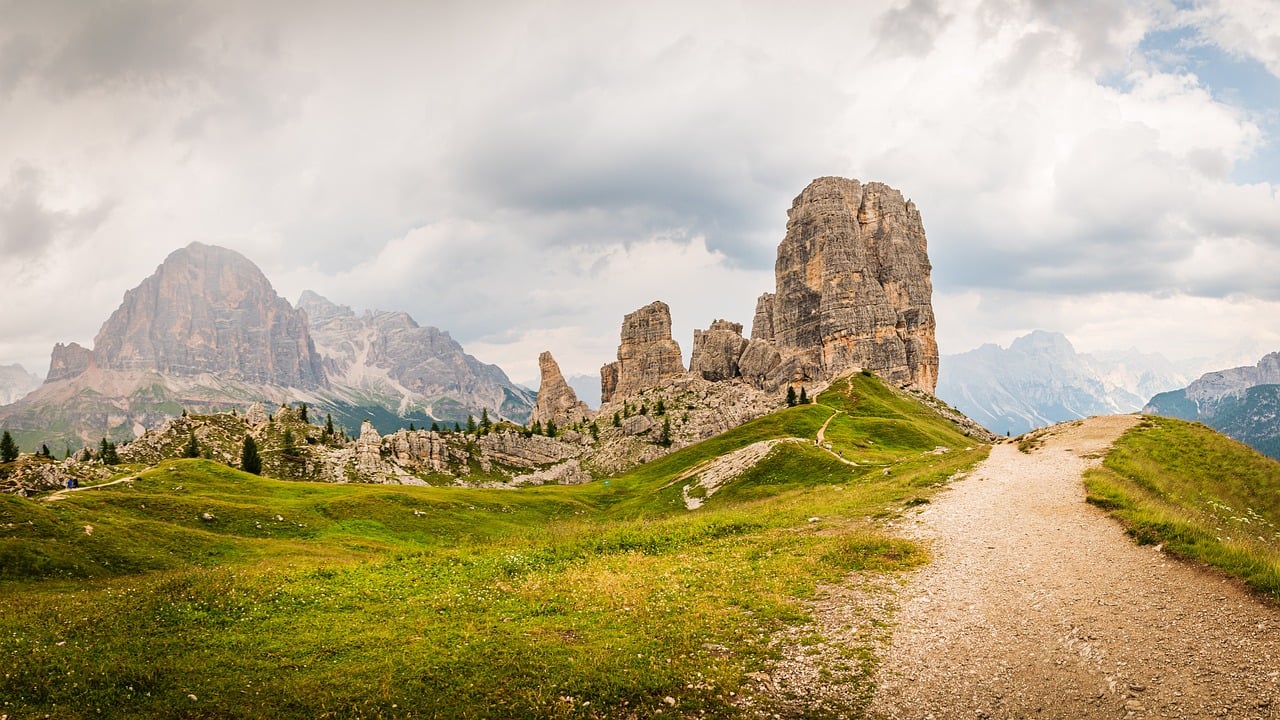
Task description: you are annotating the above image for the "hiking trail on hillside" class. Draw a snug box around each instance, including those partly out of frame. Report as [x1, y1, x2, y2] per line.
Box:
[866, 414, 1280, 719]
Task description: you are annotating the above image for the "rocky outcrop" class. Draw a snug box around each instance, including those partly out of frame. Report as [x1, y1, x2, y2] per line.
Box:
[532, 351, 591, 427]
[690, 321, 749, 382]
[751, 177, 938, 393]
[92, 243, 326, 389]
[600, 301, 685, 404]
[1145, 351, 1280, 459]
[45, 344, 93, 384]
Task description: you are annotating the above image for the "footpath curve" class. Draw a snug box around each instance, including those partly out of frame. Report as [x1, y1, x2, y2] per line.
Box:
[869, 415, 1280, 720]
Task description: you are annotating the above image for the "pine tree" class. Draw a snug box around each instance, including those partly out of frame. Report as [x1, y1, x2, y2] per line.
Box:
[659, 417, 672, 447]
[589, 421, 599, 441]
[298, 403, 309, 423]
[39, 443, 51, 458]
[0, 430, 19, 462]
[241, 435, 262, 475]
[282, 428, 296, 456]
[639, 403, 648, 416]
[454, 422, 462, 433]
[98, 438, 119, 465]
[612, 411, 621, 427]
[430, 421, 440, 432]
[184, 432, 200, 458]
[786, 386, 797, 406]
[545, 419, 557, 438]
[655, 399, 666, 416]
[799, 387, 808, 404]
[325, 413, 335, 437]
[480, 409, 492, 432]
[466, 415, 477, 434]
[409, 422, 416, 432]
[531, 420, 543, 436]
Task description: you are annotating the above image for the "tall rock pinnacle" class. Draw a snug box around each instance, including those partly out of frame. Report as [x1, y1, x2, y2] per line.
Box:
[532, 351, 591, 427]
[600, 301, 686, 404]
[754, 177, 939, 392]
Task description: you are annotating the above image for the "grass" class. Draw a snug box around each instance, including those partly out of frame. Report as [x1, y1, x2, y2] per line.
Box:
[0, 373, 990, 719]
[1084, 415, 1280, 599]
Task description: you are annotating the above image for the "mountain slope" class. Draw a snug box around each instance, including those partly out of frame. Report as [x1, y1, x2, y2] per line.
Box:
[1143, 351, 1280, 459]
[0, 364, 39, 405]
[297, 290, 535, 427]
[0, 372, 988, 718]
[937, 330, 1189, 436]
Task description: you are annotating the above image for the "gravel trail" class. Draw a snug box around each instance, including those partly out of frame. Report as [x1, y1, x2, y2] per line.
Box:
[869, 415, 1280, 720]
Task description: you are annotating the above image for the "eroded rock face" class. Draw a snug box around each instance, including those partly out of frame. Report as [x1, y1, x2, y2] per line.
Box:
[532, 351, 591, 427]
[752, 177, 938, 392]
[93, 243, 326, 389]
[1186, 352, 1280, 404]
[690, 320, 749, 382]
[600, 301, 685, 404]
[45, 343, 93, 384]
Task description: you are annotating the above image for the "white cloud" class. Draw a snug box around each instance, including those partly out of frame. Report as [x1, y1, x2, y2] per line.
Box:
[1, 0, 1278, 385]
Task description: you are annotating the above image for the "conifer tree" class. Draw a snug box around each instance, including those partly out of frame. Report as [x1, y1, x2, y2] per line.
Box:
[613, 411, 621, 427]
[786, 386, 797, 406]
[325, 413, 335, 437]
[466, 415, 477, 434]
[40, 443, 51, 458]
[655, 399, 666, 416]
[241, 435, 262, 475]
[430, 421, 440, 432]
[298, 403, 309, 423]
[184, 432, 200, 458]
[480, 409, 492, 432]
[589, 421, 599, 441]
[799, 387, 808, 404]
[545, 418, 557, 438]
[409, 422, 416, 432]
[454, 422, 462, 433]
[659, 417, 672, 447]
[531, 419, 542, 436]
[0, 430, 19, 462]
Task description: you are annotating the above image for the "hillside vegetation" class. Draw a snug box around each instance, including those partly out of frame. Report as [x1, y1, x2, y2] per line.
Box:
[0, 373, 988, 719]
[1084, 415, 1280, 598]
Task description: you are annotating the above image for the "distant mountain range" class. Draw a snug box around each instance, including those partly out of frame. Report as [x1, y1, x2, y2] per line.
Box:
[1144, 352, 1280, 459]
[0, 364, 39, 405]
[936, 331, 1191, 437]
[0, 243, 534, 450]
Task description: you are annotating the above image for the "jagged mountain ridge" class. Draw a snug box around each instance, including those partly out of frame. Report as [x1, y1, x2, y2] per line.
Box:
[1144, 351, 1280, 459]
[296, 291, 535, 426]
[936, 330, 1190, 437]
[0, 243, 534, 449]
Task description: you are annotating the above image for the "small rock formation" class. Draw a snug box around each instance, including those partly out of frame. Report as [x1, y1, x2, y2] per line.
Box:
[45, 343, 94, 384]
[690, 320, 749, 382]
[600, 301, 686, 404]
[751, 177, 939, 393]
[532, 351, 591, 427]
[354, 420, 383, 476]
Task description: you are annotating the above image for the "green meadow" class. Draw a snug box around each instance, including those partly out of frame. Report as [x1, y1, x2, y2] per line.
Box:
[1085, 415, 1280, 599]
[1, 374, 988, 719]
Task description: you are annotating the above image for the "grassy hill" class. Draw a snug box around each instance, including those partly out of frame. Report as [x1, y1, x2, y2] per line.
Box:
[1085, 415, 1280, 598]
[0, 373, 988, 719]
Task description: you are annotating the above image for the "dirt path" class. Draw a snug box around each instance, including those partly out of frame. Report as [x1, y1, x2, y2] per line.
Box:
[869, 415, 1280, 720]
[41, 475, 135, 502]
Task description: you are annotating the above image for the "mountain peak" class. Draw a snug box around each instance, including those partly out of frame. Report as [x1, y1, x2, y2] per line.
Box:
[1009, 330, 1076, 356]
[90, 243, 326, 389]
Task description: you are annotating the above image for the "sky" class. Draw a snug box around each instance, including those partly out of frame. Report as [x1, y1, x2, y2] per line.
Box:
[1, 0, 1278, 387]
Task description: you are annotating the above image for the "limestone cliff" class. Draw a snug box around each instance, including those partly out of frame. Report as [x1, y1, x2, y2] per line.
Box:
[600, 301, 686, 404]
[44, 344, 93, 384]
[532, 351, 591, 427]
[752, 177, 938, 392]
[93, 243, 326, 388]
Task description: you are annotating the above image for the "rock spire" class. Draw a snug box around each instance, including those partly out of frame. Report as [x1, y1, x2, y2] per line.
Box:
[600, 301, 686, 404]
[532, 351, 591, 427]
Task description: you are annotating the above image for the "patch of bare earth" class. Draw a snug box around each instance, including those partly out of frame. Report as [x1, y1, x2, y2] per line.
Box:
[864, 415, 1280, 720]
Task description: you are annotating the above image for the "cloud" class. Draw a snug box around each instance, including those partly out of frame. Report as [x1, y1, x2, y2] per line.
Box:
[0, 0, 1278, 380]
[1188, 0, 1280, 79]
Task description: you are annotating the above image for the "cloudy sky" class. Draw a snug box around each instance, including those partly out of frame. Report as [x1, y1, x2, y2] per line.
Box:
[2, 0, 1278, 386]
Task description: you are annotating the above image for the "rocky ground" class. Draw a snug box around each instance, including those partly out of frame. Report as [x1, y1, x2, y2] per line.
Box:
[865, 415, 1280, 719]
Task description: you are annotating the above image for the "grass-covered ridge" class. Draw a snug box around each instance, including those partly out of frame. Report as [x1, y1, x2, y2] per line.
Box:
[1, 373, 989, 719]
[1084, 415, 1280, 599]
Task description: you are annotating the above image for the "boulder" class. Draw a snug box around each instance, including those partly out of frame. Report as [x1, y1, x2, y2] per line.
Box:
[690, 320, 749, 382]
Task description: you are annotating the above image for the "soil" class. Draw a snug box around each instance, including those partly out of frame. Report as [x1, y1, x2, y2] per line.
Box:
[867, 415, 1280, 720]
